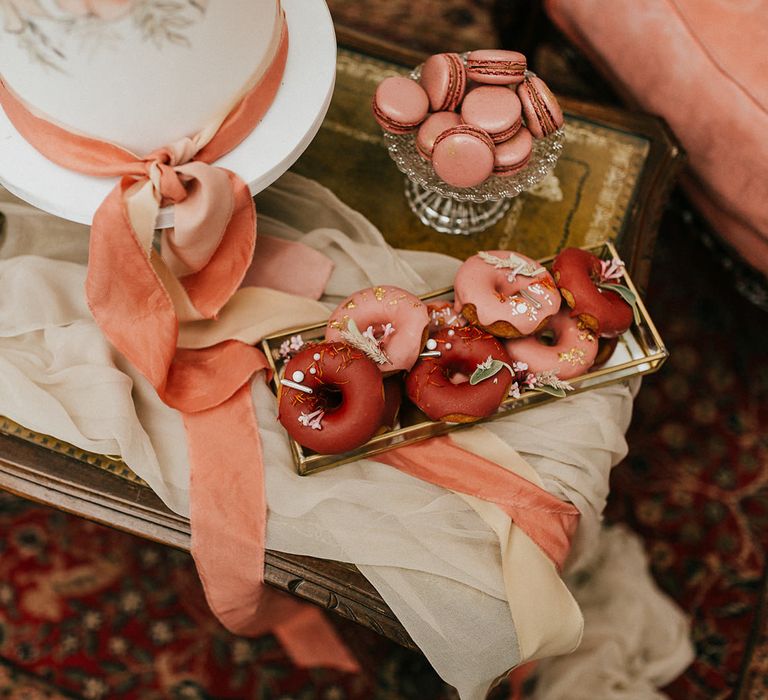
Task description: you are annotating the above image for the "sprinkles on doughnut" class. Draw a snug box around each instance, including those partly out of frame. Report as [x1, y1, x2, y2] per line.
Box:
[504, 308, 598, 380]
[552, 248, 635, 338]
[405, 326, 512, 422]
[454, 250, 561, 338]
[325, 285, 430, 373]
[278, 342, 386, 454]
[426, 300, 468, 334]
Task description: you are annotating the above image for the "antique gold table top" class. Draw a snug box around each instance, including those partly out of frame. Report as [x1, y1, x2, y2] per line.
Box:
[0, 44, 684, 649]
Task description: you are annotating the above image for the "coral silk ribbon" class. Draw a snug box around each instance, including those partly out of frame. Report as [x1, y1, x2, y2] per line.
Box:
[0, 22, 359, 672]
[376, 436, 579, 570]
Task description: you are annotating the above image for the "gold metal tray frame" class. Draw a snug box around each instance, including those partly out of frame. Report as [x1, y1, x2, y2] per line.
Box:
[262, 241, 667, 476]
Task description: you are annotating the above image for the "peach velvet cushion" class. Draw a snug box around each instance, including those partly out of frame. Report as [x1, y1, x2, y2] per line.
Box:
[545, 0, 768, 277]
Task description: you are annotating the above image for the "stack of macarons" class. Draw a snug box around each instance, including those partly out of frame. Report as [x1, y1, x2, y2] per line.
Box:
[372, 49, 564, 189]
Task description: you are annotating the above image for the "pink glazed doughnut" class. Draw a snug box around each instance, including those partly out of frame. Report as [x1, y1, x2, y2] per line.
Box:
[504, 308, 599, 380]
[325, 285, 430, 373]
[461, 85, 522, 143]
[454, 250, 561, 338]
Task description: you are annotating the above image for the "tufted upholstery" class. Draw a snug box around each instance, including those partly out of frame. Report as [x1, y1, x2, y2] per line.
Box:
[544, 0, 768, 278]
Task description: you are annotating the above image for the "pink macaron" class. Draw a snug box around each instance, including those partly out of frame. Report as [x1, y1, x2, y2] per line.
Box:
[460, 85, 522, 143]
[372, 76, 430, 134]
[419, 53, 467, 112]
[493, 126, 533, 176]
[517, 75, 564, 138]
[416, 111, 462, 159]
[431, 125, 495, 189]
[466, 49, 527, 85]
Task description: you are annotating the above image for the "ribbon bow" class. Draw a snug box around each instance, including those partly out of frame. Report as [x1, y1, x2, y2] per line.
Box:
[0, 22, 292, 629]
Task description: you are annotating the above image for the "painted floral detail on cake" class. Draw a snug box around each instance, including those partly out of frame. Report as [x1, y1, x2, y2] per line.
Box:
[0, 0, 207, 70]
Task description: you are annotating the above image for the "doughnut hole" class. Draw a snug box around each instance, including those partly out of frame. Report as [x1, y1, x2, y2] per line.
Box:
[440, 358, 476, 385]
[537, 328, 557, 346]
[315, 385, 344, 412]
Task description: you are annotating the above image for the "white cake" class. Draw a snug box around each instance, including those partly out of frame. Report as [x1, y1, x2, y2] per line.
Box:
[0, 0, 283, 156]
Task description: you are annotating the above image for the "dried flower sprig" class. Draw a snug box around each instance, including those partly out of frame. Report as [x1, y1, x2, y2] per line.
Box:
[339, 318, 391, 365]
[529, 370, 574, 398]
[478, 251, 546, 282]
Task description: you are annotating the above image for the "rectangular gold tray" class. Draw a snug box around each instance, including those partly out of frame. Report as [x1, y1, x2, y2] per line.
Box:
[262, 241, 667, 476]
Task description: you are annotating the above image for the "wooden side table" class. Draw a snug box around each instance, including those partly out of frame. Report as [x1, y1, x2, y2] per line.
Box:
[0, 35, 684, 650]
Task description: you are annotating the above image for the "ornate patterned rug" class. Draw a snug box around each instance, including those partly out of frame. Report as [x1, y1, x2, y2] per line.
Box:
[605, 206, 768, 700]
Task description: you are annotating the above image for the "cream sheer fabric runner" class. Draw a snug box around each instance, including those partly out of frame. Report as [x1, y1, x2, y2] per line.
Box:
[0, 174, 692, 699]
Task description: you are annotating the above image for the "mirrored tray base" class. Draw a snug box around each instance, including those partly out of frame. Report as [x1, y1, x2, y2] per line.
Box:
[262, 242, 667, 476]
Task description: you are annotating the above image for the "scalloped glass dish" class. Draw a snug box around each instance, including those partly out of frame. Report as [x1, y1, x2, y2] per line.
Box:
[382, 66, 565, 235]
[262, 241, 668, 476]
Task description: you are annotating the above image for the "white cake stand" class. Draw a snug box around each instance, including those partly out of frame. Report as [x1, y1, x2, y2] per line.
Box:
[0, 0, 336, 229]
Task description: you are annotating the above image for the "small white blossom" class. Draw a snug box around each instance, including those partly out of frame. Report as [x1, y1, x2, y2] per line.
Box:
[278, 334, 305, 360]
[476, 355, 494, 371]
[298, 409, 324, 430]
[599, 257, 625, 282]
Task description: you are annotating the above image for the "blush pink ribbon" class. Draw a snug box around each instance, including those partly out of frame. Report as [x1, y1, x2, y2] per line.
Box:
[0, 20, 358, 673]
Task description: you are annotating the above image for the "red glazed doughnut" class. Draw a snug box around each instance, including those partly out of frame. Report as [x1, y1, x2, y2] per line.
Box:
[504, 308, 598, 380]
[552, 248, 633, 338]
[454, 250, 561, 338]
[278, 342, 385, 454]
[406, 326, 512, 422]
[325, 285, 430, 373]
[380, 377, 403, 431]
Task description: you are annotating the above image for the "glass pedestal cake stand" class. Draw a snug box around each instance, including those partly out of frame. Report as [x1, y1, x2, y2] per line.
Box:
[384, 126, 564, 236]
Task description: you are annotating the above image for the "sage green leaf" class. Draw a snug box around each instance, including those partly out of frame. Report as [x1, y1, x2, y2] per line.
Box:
[470, 359, 505, 385]
[598, 283, 642, 325]
[533, 384, 567, 398]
